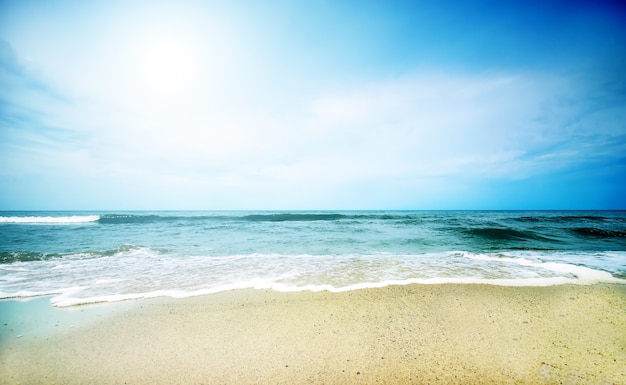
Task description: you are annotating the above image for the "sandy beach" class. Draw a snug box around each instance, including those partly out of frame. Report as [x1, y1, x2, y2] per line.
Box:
[1, 283, 625, 384]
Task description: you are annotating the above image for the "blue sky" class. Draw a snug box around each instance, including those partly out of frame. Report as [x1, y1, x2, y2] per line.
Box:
[1, 0, 625, 210]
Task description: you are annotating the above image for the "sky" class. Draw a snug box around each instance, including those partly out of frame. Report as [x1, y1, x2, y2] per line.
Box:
[0, 0, 625, 210]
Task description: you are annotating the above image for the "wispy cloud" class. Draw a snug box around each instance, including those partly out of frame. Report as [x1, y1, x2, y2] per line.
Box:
[0, 41, 90, 177]
[304, 71, 610, 181]
[1, 1, 624, 209]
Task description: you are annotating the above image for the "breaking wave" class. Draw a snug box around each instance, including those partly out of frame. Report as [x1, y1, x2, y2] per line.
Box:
[0, 215, 100, 224]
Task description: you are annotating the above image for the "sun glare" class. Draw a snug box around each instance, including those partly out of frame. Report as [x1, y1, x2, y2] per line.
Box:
[140, 38, 196, 95]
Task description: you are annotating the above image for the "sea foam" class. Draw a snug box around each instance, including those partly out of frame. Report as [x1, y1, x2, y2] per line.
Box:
[0, 215, 100, 224]
[2, 249, 625, 307]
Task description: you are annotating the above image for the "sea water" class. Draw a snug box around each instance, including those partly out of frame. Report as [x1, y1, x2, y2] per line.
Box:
[0, 211, 624, 306]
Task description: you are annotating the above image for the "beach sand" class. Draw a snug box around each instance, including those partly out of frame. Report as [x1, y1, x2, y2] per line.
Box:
[1, 284, 625, 384]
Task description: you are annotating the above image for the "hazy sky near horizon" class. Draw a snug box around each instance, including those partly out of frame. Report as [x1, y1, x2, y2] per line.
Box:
[1, 0, 625, 210]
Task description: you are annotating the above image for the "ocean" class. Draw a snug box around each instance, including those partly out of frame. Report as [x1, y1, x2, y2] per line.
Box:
[1, 210, 624, 307]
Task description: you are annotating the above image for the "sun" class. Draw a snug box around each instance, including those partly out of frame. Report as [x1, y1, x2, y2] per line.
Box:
[139, 38, 196, 95]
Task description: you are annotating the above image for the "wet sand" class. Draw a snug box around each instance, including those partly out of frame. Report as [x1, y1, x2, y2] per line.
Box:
[1, 283, 625, 384]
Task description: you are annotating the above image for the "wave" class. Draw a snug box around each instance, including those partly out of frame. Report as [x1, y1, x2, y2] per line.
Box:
[91, 212, 437, 225]
[97, 214, 240, 224]
[97, 214, 167, 224]
[96, 213, 349, 224]
[0, 215, 100, 224]
[512, 215, 613, 223]
[2, 212, 621, 226]
[0, 251, 48, 263]
[0, 245, 146, 264]
[91, 211, 625, 227]
[571, 228, 626, 238]
[93, 212, 438, 225]
[240, 213, 346, 222]
[465, 227, 557, 242]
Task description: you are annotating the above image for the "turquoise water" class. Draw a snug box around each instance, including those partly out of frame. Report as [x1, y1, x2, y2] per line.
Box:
[1, 211, 625, 306]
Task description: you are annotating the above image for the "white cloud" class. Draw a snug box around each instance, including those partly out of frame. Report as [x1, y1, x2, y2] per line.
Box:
[5, 27, 623, 209]
[303, 71, 576, 182]
[58, 69, 610, 201]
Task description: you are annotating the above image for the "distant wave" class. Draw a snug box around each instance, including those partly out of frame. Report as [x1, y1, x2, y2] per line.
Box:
[512, 215, 612, 223]
[97, 214, 166, 224]
[4, 212, 620, 232]
[465, 227, 558, 242]
[571, 228, 626, 238]
[96, 213, 349, 224]
[97, 214, 241, 224]
[0, 215, 100, 224]
[240, 213, 346, 222]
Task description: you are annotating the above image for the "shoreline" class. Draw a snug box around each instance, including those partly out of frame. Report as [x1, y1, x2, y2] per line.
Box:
[2, 283, 625, 384]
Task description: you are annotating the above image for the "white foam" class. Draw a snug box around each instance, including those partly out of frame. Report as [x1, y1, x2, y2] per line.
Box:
[43, 270, 626, 307]
[461, 252, 621, 283]
[3, 250, 625, 307]
[0, 215, 100, 224]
